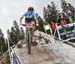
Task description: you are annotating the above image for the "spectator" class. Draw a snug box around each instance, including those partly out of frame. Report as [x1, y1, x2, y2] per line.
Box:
[57, 13, 68, 26]
[67, 10, 74, 23]
[51, 21, 56, 34]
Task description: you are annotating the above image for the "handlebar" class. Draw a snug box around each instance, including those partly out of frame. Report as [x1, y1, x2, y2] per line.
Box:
[21, 24, 39, 27]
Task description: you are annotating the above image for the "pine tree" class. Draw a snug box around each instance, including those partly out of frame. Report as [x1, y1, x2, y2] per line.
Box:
[67, 3, 75, 11]
[50, 2, 58, 22]
[11, 27, 18, 44]
[7, 20, 24, 46]
[7, 28, 17, 46]
[43, 2, 58, 23]
[7, 20, 25, 47]
[61, 0, 68, 13]
[43, 7, 48, 21]
[37, 16, 45, 32]
[0, 29, 3, 55]
[7, 29, 12, 46]
[13, 20, 19, 30]
[43, 5, 52, 23]
[5, 39, 8, 51]
[13, 20, 23, 41]
[0, 28, 6, 55]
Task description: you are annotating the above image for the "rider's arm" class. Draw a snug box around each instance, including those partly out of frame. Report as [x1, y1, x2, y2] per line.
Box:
[35, 18, 39, 26]
[20, 12, 27, 24]
[20, 16, 24, 24]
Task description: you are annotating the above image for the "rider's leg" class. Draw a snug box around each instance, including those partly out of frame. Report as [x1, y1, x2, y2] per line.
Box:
[32, 21, 36, 32]
[25, 26, 28, 40]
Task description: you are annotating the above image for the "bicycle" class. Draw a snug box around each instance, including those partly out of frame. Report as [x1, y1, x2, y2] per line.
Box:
[21, 24, 32, 54]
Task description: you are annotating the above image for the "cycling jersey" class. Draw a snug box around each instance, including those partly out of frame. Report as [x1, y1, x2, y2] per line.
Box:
[23, 11, 37, 23]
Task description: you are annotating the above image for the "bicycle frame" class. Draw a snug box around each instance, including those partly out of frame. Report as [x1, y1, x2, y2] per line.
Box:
[21, 24, 32, 54]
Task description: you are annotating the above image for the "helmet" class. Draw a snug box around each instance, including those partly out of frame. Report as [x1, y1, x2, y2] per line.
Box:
[28, 7, 34, 11]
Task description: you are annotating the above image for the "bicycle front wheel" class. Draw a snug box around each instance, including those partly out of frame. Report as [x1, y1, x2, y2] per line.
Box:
[27, 29, 32, 54]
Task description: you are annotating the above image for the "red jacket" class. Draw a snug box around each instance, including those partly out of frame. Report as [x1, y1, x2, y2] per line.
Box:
[61, 20, 67, 26]
[51, 22, 56, 31]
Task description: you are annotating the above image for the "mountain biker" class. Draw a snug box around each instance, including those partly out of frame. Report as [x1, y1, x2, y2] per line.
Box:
[20, 7, 39, 39]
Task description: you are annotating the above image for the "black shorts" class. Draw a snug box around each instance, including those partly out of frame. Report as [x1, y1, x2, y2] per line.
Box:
[25, 18, 35, 23]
